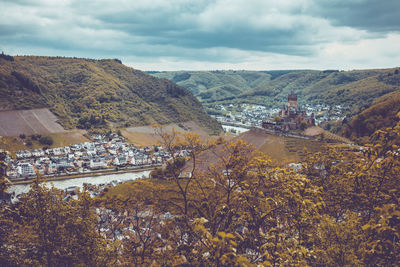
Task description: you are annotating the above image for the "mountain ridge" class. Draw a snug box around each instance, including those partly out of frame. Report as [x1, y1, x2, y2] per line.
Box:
[0, 56, 221, 134]
[150, 68, 400, 111]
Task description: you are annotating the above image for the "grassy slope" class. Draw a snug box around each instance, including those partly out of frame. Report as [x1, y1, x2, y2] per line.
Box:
[0, 131, 89, 152]
[0, 56, 221, 134]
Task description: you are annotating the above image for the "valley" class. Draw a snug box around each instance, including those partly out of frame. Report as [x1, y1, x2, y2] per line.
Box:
[151, 68, 400, 142]
[1, 1, 400, 265]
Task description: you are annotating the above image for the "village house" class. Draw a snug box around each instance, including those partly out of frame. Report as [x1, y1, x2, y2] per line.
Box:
[90, 158, 107, 169]
[6, 134, 165, 180]
[17, 162, 35, 177]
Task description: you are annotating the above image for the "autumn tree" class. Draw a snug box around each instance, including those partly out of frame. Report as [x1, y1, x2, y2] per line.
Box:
[0, 152, 10, 199]
[0, 179, 118, 266]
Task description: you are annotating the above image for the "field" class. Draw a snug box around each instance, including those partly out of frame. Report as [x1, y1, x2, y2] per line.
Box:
[47, 130, 89, 147]
[0, 130, 88, 152]
[121, 121, 215, 146]
[0, 108, 66, 136]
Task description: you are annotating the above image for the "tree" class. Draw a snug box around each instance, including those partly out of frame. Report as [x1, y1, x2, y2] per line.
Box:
[25, 139, 33, 147]
[39, 136, 53, 146]
[300, 121, 308, 131]
[0, 179, 118, 266]
[0, 152, 10, 199]
[154, 125, 205, 216]
[273, 115, 281, 123]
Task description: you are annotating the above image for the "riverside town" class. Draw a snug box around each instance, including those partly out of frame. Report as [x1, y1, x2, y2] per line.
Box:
[3, 133, 174, 181]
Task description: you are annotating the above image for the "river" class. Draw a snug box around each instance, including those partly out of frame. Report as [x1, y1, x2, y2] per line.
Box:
[222, 124, 249, 134]
[8, 170, 151, 196]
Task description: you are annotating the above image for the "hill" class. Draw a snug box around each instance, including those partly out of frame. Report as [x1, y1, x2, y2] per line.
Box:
[151, 68, 400, 141]
[340, 90, 400, 142]
[0, 56, 221, 134]
[151, 70, 306, 105]
[151, 69, 400, 112]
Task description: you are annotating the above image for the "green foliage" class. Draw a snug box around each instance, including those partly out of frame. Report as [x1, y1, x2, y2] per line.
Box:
[77, 113, 107, 129]
[273, 115, 281, 123]
[30, 134, 41, 140]
[11, 71, 41, 94]
[0, 56, 221, 134]
[152, 69, 400, 139]
[25, 139, 33, 147]
[0, 152, 9, 199]
[300, 121, 308, 131]
[343, 91, 400, 143]
[38, 136, 53, 146]
[0, 52, 14, 61]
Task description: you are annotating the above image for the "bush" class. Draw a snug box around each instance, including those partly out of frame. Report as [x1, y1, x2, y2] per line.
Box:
[19, 134, 26, 139]
[30, 134, 42, 140]
[150, 168, 165, 179]
[300, 122, 308, 131]
[39, 136, 54, 146]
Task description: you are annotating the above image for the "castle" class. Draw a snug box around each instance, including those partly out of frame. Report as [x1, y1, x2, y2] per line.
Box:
[262, 92, 314, 132]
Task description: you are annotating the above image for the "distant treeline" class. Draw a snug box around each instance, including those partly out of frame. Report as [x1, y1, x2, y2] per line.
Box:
[0, 52, 14, 61]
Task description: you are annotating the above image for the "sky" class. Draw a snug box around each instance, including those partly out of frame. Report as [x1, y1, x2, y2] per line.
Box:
[0, 0, 399, 71]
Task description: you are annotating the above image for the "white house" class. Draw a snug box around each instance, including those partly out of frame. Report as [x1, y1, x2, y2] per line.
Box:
[17, 163, 35, 177]
[90, 158, 106, 169]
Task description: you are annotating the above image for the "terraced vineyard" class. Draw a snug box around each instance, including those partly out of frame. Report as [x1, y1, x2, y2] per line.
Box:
[0, 108, 66, 136]
[240, 130, 328, 163]
[284, 138, 326, 160]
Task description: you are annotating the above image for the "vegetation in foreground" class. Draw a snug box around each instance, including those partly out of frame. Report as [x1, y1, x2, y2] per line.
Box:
[1, 115, 399, 266]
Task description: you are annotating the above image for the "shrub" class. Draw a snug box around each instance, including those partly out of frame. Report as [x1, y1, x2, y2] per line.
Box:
[30, 134, 42, 140]
[39, 136, 54, 146]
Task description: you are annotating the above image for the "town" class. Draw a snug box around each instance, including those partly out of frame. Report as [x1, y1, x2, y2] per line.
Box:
[4, 133, 170, 181]
[211, 101, 348, 129]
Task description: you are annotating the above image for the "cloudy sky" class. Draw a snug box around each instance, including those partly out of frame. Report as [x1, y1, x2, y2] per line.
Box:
[1, 0, 399, 70]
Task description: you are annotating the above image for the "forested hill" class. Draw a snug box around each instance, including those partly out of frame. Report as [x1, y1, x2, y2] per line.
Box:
[150, 69, 400, 111]
[0, 56, 221, 134]
[341, 89, 400, 142]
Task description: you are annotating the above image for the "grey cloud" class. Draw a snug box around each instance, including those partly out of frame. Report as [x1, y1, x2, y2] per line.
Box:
[310, 0, 400, 32]
[90, 2, 320, 56]
[0, 0, 399, 70]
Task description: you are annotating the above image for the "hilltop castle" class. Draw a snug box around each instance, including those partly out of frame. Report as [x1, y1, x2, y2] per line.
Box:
[262, 92, 315, 132]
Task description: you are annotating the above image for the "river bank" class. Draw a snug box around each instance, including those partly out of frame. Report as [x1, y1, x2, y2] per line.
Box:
[8, 170, 152, 196]
[222, 124, 250, 134]
[10, 164, 159, 185]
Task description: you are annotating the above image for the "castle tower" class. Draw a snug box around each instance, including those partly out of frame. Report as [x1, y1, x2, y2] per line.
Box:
[287, 91, 298, 110]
